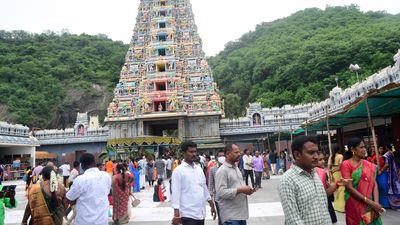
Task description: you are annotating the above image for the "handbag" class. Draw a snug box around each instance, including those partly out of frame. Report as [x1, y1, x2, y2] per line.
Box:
[130, 194, 141, 207]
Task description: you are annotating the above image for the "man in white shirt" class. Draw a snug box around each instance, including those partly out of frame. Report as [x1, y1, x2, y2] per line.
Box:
[59, 162, 70, 187]
[138, 156, 147, 189]
[166, 157, 172, 179]
[66, 153, 111, 225]
[171, 141, 216, 225]
[242, 149, 255, 188]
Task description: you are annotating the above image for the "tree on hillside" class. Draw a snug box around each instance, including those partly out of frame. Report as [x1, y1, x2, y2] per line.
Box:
[209, 5, 400, 118]
[0, 30, 128, 128]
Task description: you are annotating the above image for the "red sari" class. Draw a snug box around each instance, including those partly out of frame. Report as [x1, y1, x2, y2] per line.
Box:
[112, 172, 132, 224]
[341, 159, 382, 225]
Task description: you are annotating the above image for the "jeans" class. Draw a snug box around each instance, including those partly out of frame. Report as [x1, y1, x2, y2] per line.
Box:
[254, 171, 262, 187]
[243, 169, 254, 188]
[223, 220, 247, 225]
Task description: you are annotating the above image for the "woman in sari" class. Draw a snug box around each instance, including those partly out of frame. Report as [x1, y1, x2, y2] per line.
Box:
[385, 147, 400, 209]
[112, 163, 132, 225]
[22, 165, 67, 225]
[376, 146, 390, 208]
[146, 158, 155, 187]
[341, 138, 384, 225]
[328, 144, 345, 212]
[128, 159, 140, 193]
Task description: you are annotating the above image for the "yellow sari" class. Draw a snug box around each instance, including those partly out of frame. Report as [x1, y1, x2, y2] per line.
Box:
[329, 154, 345, 212]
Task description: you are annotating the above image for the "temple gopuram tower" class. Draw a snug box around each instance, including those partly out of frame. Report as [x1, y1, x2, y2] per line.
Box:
[106, 0, 224, 151]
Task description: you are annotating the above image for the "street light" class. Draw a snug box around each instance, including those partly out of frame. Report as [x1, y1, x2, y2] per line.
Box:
[349, 64, 361, 83]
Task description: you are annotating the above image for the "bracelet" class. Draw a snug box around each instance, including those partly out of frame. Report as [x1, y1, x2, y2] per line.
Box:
[334, 181, 339, 189]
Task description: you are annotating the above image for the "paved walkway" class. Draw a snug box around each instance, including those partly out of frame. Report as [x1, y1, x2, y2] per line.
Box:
[4, 176, 399, 224]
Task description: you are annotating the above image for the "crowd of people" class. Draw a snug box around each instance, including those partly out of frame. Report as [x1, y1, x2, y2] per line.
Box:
[0, 135, 398, 225]
[279, 136, 400, 225]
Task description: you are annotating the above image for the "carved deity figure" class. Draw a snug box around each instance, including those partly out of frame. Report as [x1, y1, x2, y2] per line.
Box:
[168, 62, 174, 71]
[77, 125, 85, 136]
[168, 45, 175, 55]
[206, 92, 211, 102]
[121, 102, 128, 115]
[168, 95, 179, 111]
[139, 95, 151, 113]
[148, 63, 155, 72]
[193, 82, 198, 91]
[158, 103, 163, 112]
[116, 82, 122, 96]
[131, 98, 136, 108]
[188, 94, 194, 102]
[121, 63, 129, 75]
[253, 113, 261, 126]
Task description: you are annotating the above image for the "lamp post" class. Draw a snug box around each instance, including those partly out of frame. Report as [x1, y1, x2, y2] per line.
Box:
[349, 64, 361, 83]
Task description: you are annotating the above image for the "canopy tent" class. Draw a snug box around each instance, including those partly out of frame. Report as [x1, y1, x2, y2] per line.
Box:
[267, 132, 292, 141]
[291, 128, 305, 135]
[305, 85, 400, 131]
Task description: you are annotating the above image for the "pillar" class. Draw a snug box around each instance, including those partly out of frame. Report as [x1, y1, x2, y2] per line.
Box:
[178, 118, 185, 140]
[31, 146, 36, 167]
[138, 120, 144, 136]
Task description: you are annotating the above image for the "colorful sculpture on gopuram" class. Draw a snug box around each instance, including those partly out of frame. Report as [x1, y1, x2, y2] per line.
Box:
[106, 0, 224, 150]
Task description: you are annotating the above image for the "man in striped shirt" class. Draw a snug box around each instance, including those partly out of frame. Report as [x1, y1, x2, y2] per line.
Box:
[208, 150, 226, 225]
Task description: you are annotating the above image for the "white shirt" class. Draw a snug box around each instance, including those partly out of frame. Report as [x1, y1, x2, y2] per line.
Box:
[66, 167, 111, 225]
[69, 168, 79, 182]
[60, 164, 70, 176]
[163, 159, 167, 170]
[242, 154, 253, 170]
[171, 160, 211, 220]
[166, 159, 172, 170]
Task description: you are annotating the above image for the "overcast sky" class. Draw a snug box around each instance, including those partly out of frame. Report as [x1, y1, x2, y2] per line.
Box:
[1, 0, 399, 56]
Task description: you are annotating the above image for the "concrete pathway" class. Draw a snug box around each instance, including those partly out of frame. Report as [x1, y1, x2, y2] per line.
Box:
[4, 175, 400, 224]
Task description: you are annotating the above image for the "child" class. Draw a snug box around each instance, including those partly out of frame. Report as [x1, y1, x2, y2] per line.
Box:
[316, 152, 338, 225]
[153, 178, 166, 202]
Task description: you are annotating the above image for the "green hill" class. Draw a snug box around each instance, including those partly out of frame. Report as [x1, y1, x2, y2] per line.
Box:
[209, 5, 400, 118]
[1, 5, 400, 127]
[0, 31, 127, 128]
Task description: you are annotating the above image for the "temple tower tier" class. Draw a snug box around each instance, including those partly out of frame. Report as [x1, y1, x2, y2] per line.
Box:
[106, 0, 224, 151]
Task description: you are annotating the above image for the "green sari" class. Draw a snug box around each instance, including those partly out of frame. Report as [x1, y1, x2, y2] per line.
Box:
[342, 160, 382, 225]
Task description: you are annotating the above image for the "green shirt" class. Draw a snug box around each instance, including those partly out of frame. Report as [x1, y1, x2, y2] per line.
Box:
[0, 185, 17, 225]
[278, 164, 331, 225]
